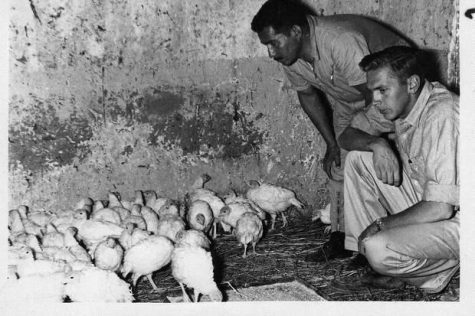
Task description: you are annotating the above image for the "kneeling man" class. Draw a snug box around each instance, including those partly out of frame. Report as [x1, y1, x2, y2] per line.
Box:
[341, 46, 459, 293]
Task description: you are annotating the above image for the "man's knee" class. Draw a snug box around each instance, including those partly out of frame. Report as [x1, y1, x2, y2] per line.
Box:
[344, 151, 373, 176]
[361, 233, 392, 275]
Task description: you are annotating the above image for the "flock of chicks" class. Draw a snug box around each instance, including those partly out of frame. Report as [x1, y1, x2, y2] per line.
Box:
[5, 174, 305, 303]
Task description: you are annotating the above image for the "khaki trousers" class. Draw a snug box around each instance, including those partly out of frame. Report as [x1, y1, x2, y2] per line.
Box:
[343, 151, 459, 293]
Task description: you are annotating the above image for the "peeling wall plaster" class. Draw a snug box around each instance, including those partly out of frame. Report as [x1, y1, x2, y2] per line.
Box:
[9, 0, 457, 212]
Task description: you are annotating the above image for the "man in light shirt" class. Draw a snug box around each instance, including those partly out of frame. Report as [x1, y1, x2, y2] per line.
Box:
[340, 46, 459, 292]
[251, 0, 409, 262]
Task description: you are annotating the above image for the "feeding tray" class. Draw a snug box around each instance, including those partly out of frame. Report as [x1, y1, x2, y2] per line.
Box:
[167, 278, 326, 302]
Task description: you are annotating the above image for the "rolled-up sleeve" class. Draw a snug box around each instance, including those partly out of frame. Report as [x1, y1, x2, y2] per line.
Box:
[350, 105, 395, 136]
[422, 114, 459, 205]
[331, 32, 369, 87]
[282, 65, 311, 91]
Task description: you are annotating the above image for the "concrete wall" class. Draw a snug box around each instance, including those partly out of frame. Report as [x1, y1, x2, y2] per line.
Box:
[8, 0, 457, 212]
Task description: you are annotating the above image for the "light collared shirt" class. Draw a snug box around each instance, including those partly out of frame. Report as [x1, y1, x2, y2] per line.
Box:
[282, 14, 409, 136]
[395, 81, 459, 205]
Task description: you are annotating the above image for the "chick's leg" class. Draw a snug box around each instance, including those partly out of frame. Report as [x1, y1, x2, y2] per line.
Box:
[212, 222, 217, 239]
[281, 212, 288, 228]
[242, 243, 248, 258]
[270, 214, 277, 231]
[252, 241, 258, 255]
[146, 273, 161, 293]
[193, 288, 200, 303]
[179, 282, 191, 302]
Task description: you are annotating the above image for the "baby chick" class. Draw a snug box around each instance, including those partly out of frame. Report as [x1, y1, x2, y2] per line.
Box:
[218, 201, 259, 229]
[186, 200, 214, 237]
[140, 205, 160, 235]
[311, 204, 331, 234]
[91, 208, 122, 225]
[121, 235, 174, 293]
[94, 237, 124, 272]
[119, 223, 151, 251]
[235, 212, 263, 258]
[156, 214, 186, 243]
[186, 174, 226, 239]
[175, 229, 211, 250]
[41, 223, 65, 248]
[246, 181, 304, 230]
[171, 245, 222, 303]
[122, 204, 147, 230]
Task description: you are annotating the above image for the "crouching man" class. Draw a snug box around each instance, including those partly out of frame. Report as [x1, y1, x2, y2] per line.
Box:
[340, 46, 459, 292]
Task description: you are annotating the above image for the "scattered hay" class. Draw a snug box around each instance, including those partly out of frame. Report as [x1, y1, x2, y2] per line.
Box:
[133, 215, 460, 302]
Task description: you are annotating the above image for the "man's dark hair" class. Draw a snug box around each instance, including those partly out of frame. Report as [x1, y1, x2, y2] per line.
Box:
[359, 46, 426, 83]
[251, 0, 312, 35]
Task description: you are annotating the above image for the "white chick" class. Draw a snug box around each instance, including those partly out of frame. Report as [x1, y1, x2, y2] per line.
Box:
[73, 217, 124, 254]
[8, 244, 35, 266]
[311, 203, 331, 234]
[235, 212, 264, 258]
[133, 190, 145, 206]
[122, 204, 147, 230]
[119, 223, 151, 251]
[15, 257, 71, 278]
[156, 214, 186, 243]
[246, 181, 304, 230]
[20, 206, 53, 227]
[143, 190, 158, 207]
[171, 246, 222, 303]
[17, 205, 44, 236]
[8, 209, 26, 238]
[64, 267, 134, 302]
[63, 227, 92, 263]
[218, 201, 259, 229]
[140, 205, 160, 235]
[93, 199, 107, 212]
[108, 191, 124, 208]
[156, 200, 180, 218]
[91, 207, 122, 225]
[41, 246, 77, 263]
[175, 229, 211, 250]
[186, 174, 225, 238]
[186, 200, 214, 236]
[74, 197, 94, 210]
[121, 235, 174, 292]
[112, 206, 132, 222]
[0, 272, 67, 303]
[52, 208, 90, 233]
[223, 189, 248, 204]
[22, 234, 44, 258]
[41, 223, 65, 248]
[94, 237, 124, 272]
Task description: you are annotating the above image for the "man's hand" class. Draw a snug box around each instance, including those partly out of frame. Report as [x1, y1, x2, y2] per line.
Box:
[323, 144, 341, 180]
[357, 220, 380, 253]
[369, 138, 401, 186]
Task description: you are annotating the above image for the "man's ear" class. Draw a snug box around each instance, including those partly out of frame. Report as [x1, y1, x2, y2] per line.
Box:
[407, 75, 421, 94]
[290, 25, 302, 38]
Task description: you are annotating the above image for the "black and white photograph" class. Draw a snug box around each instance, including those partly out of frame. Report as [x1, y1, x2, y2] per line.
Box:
[1, 0, 474, 314]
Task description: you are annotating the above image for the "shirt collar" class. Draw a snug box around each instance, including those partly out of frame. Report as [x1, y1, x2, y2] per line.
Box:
[397, 80, 432, 127]
[306, 15, 320, 62]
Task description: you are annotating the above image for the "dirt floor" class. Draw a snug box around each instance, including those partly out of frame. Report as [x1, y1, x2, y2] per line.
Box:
[133, 212, 460, 302]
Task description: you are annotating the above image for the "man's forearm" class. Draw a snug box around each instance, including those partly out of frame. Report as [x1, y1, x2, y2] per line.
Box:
[381, 200, 455, 231]
[297, 88, 337, 147]
[339, 126, 384, 152]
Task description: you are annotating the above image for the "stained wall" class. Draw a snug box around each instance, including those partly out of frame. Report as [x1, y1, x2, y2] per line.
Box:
[8, 0, 457, 212]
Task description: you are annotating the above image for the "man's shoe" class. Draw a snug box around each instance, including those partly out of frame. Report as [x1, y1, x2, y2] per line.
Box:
[361, 271, 406, 290]
[347, 253, 369, 269]
[305, 231, 353, 262]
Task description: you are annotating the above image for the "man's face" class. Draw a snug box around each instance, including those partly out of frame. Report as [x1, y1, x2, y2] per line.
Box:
[367, 66, 411, 121]
[258, 26, 301, 66]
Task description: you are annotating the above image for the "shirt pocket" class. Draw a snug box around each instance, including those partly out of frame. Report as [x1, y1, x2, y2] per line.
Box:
[407, 155, 426, 184]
